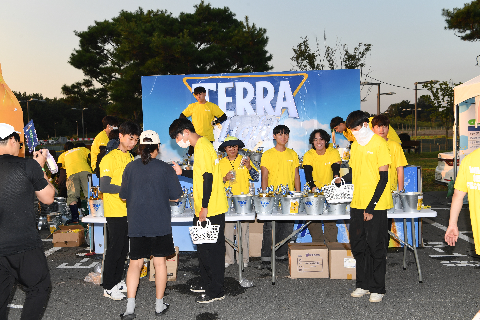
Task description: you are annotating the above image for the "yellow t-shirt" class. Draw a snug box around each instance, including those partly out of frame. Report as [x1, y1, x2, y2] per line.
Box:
[387, 140, 408, 191]
[344, 118, 402, 145]
[99, 149, 134, 217]
[349, 134, 393, 210]
[58, 147, 92, 177]
[260, 147, 299, 191]
[454, 148, 480, 254]
[182, 101, 225, 141]
[302, 147, 341, 189]
[193, 137, 229, 216]
[91, 130, 109, 171]
[219, 156, 258, 195]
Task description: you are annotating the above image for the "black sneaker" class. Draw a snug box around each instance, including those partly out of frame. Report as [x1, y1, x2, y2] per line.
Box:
[120, 313, 136, 320]
[195, 294, 225, 304]
[155, 303, 169, 316]
[189, 284, 205, 293]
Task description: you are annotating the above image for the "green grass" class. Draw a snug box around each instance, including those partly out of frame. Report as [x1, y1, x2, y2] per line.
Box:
[405, 152, 447, 192]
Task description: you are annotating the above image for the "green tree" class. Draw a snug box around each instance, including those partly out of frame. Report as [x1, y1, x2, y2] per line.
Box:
[442, 1, 480, 41]
[421, 81, 461, 149]
[290, 34, 372, 73]
[65, 2, 273, 122]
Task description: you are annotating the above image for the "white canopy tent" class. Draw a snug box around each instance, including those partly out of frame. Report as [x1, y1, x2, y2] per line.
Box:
[453, 75, 480, 179]
[454, 74, 480, 106]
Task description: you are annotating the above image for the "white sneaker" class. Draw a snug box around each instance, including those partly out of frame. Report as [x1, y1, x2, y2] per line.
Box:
[225, 262, 230, 268]
[116, 280, 127, 293]
[351, 288, 370, 297]
[369, 293, 384, 303]
[243, 262, 249, 268]
[104, 288, 125, 300]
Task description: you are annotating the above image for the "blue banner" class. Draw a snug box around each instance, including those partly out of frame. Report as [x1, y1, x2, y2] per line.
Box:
[23, 120, 39, 153]
[142, 70, 360, 162]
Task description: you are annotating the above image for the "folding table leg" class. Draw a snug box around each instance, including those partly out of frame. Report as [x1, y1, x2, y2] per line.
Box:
[403, 218, 407, 270]
[411, 218, 422, 283]
[237, 221, 243, 282]
[272, 221, 276, 285]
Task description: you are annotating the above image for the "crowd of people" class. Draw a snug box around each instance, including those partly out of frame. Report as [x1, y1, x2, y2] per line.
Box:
[1, 84, 479, 318]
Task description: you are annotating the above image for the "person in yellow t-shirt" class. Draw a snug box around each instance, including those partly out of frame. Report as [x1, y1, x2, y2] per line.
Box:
[91, 116, 119, 171]
[371, 115, 408, 192]
[170, 118, 228, 304]
[56, 141, 75, 198]
[330, 116, 401, 145]
[99, 121, 140, 301]
[58, 142, 92, 223]
[445, 148, 480, 256]
[303, 129, 341, 243]
[346, 110, 392, 303]
[218, 137, 259, 268]
[180, 86, 227, 154]
[260, 125, 300, 263]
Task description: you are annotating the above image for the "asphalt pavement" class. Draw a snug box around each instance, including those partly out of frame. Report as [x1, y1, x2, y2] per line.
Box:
[6, 191, 480, 320]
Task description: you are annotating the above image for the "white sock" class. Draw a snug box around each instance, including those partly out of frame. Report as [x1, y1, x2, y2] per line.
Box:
[156, 298, 165, 313]
[125, 298, 135, 315]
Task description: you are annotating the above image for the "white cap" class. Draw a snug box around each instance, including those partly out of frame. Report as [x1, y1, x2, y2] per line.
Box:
[140, 130, 160, 144]
[0, 123, 21, 140]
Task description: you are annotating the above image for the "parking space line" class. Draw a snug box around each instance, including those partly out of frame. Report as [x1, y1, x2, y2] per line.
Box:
[423, 218, 475, 244]
[44, 247, 62, 257]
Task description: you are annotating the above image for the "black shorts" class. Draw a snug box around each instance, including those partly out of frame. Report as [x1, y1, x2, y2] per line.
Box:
[129, 234, 175, 260]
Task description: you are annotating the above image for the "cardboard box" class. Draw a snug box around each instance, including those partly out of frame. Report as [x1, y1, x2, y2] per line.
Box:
[288, 243, 329, 279]
[52, 225, 85, 247]
[327, 242, 356, 280]
[249, 219, 264, 233]
[249, 232, 263, 257]
[149, 246, 179, 282]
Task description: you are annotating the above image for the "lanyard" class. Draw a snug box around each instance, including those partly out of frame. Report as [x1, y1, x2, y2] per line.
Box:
[228, 155, 238, 170]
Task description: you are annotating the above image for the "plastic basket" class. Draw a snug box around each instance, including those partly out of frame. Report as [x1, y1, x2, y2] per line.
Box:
[322, 178, 354, 204]
[189, 218, 220, 244]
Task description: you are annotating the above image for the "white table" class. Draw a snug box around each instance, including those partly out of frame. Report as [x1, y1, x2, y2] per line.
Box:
[257, 208, 437, 284]
[387, 208, 437, 283]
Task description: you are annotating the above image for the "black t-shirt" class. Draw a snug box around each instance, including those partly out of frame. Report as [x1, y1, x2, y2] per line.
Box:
[0, 155, 48, 256]
[119, 158, 183, 237]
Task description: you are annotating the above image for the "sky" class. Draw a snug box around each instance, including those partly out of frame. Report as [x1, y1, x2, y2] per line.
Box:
[1, 0, 478, 115]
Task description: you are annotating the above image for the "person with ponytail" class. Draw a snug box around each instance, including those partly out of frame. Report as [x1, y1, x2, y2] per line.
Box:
[119, 130, 183, 318]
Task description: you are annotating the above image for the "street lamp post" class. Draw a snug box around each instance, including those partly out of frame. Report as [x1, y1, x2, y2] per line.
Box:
[20, 98, 46, 122]
[414, 80, 438, 137]
[72, 107, 88, 140]
[378, 92, 396, 114]
[361, 82, 381, 114]
[76, 121, 78, 138]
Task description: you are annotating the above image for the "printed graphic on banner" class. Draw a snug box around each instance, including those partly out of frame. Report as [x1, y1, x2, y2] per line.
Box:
[142, 70, 360, 162]
[23, 120, 39, 153]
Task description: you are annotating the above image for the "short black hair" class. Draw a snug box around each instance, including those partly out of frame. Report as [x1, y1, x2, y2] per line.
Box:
[330, 116, 344, 130]
[193, 86, 206, 95]
[169, 118, 196, 139]
[371, 114, 390, 128]
[0, 132, 20, 146]
[64, 141, 74, 151]
[309, 129, 330, 149]
[273, 125, 290, 135]
[108, 129, 119, 140]
[102, 116, 119, 129]
[346, 110, 369, 129]
[74, 142, 86, 148]
[119, 121, 141, 137]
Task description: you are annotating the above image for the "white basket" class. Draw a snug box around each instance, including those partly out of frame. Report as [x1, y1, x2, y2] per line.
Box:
[189, 218, 220, 244]
[322, 178, 354, 204]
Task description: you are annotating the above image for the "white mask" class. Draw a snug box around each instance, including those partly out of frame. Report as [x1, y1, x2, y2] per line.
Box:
[352, 124, 375, 146]
[176, 134, 191, 148]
